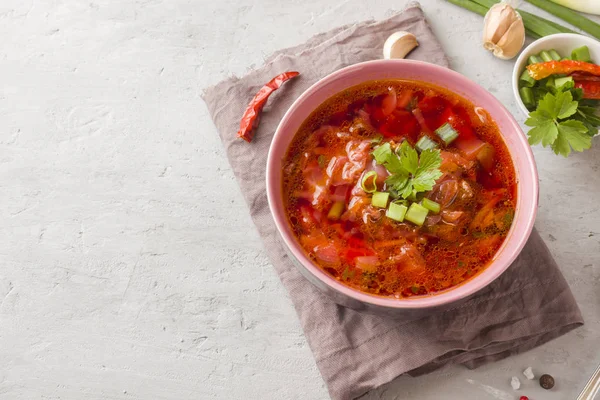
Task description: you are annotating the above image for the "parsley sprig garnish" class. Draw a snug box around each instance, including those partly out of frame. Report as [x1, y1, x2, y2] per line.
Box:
[372, 141, 442, 199]
[525, 83, 595, 157]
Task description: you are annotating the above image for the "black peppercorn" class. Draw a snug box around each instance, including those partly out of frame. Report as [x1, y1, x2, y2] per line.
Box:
[539, 374, 555, 390]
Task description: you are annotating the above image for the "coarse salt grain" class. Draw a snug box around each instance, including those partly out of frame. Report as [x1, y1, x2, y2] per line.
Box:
[511, 376, 521, 390]
[523, 367, 535, 380]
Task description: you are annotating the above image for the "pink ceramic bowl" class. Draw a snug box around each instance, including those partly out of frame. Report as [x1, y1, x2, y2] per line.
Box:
[266, 60, 538, 316]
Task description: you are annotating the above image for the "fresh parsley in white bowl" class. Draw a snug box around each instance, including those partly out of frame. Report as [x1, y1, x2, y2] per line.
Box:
[512, 33, 600, 157]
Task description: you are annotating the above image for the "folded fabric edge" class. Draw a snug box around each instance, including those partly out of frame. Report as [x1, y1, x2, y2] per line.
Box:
[314, 274, 582, 364]
[333, 318, 583, 400]
[317, 282, 583, 400]
[408, 315, 583, 376]
[461, 320, 583, 369]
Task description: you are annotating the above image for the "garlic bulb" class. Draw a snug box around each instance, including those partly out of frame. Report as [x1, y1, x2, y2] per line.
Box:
[383, 31, 419, 59]
[482, 2, 525, 60]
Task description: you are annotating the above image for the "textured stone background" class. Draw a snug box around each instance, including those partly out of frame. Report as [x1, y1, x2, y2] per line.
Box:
[0, 0, 598, 399]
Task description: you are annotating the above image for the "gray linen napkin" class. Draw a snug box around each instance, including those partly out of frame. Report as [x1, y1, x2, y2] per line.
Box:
[202, 3, 583, 399]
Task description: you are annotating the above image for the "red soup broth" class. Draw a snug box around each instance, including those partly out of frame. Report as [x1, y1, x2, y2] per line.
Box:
[282, 80, 516, 298]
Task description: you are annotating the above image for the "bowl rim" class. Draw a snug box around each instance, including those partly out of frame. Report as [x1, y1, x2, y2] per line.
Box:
[512, 33, 600, 118]
[267, 59, 538, 310]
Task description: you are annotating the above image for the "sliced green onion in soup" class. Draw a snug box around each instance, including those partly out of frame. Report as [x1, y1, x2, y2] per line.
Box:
[435, 123, 459, 145]
[392, 198, 408, 206]
[387, 202, 408, 222]
[421, 198, 441, 214]
[371, 191, 390, 208]
[405, 202, 429, 226]
[415, 136, 438, 152]
[361, 171, 378, 193]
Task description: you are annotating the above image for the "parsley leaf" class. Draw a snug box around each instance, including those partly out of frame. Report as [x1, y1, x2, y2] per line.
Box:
[397, 141, 418, 175]
[548, 79, 576, 96]
[525, 108, 551, 127]
[575, 106, 600, 136]
[578, 106, 600, 124]
[372, 142, 392, 164]
[413, 149, 443, 192]
[527, 120, 557, 147]
[571, 86, 585, 102]
[552, 129, 570, 158]
[374, 141, 442, 199]
[416, 149, 442, 174]
[553, 120, 591, 157]
[554, 91, 578, 119]
[524, 90, 593, 157]
[533, 92, 556, 119]
[385, 173, 411, 198]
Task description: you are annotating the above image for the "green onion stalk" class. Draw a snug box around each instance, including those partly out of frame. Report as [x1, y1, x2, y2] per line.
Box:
[548, 0, 600, 15]
[525, 0, 600, 39]
[446, 0, 576, 38]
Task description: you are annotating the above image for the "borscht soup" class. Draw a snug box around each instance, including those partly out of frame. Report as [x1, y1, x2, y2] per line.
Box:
[282, 80, 517, 298]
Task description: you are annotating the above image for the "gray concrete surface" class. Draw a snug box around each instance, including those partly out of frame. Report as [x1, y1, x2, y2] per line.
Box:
[0, 0, 598, 399]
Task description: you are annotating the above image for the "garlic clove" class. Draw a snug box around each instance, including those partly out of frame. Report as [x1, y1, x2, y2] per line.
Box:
[383, 31, 419, 60]
[484, 3, 517, 44]
[482, 2, 525, 60]
[494, 18, 525, 59]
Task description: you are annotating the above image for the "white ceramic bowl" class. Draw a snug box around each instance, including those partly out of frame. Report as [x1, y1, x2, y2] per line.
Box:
[512, 33, 600, 118]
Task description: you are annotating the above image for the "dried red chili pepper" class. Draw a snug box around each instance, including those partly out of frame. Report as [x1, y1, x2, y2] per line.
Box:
[575, 79, 600, 99]
[571, 73, 600, 99]
[571, 72, 600, 82]
[527, 60, 600, 80]
[237, 71, 300, 142]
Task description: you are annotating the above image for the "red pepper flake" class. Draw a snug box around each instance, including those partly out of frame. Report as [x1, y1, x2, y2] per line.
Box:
[237, 71, 300, 142]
